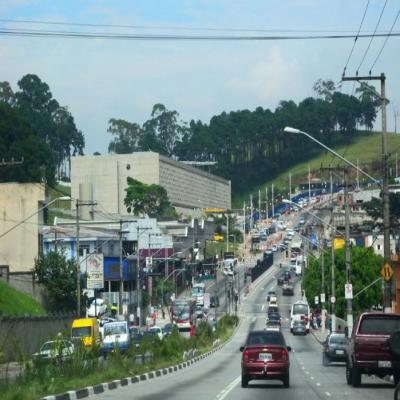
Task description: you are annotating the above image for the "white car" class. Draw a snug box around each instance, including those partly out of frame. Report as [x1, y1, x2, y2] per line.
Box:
[272, 245, 278, 252]
[87, 298, 107, 317]
[149, 325, 164, 340]
[33, 340, 74, 361]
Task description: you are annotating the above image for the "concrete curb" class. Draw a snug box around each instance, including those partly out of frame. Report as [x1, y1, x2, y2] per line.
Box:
[40, 322, 239, 400]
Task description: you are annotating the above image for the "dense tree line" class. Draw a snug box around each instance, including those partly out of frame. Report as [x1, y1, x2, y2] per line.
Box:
[108, 80, 379, 195]
[0, 74, 84, 185]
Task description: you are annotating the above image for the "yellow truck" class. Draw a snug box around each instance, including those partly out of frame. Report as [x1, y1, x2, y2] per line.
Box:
[213, 233, 224, 242]
[71, 318, 99, 348]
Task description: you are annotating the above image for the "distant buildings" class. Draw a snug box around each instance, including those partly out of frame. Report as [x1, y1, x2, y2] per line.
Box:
[71, 151, 231, 215]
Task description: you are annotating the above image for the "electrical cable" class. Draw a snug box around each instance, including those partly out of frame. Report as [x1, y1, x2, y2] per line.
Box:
[342, 0, 370, 77]
[356, 0, 388, 75]
[369, 6, 400, 73]
[0, 17, 397, 34]
[1, 28, 400, 41]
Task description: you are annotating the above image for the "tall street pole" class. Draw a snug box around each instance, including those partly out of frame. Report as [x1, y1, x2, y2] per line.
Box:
[243, 202, 246, 250]
[289, 172, 292, 200]
[308, 165, 311, 202]
[265, 187, 269, 220]
[271, 184, 275, 218]
[258, 190, 261, 223]
[119, 219, 124, 315]
[226, 213, 229, 253]
[75, 199, 81, 316]
[381, 74, 392, 312]
[331, 207, 336, 332]
[250, 194, 253, 230]
[344, 168, 353, 333]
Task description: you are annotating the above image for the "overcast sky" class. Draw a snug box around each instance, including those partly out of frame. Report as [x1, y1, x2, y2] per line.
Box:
[1, 0, 399, 154]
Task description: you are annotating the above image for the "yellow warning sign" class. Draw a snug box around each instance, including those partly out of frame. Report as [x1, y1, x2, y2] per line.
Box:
[381, 262, 394, 281]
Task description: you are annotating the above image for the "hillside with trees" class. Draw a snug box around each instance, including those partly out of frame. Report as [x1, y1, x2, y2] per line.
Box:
[107, 80, 380, 197]
[0, 74, 84, 184]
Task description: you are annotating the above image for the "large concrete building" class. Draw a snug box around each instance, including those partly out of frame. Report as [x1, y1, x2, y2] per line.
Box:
[71, 152, 231, 214]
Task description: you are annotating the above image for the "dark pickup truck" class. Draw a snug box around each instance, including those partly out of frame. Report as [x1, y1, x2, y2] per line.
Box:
[346, 312, 400, 387]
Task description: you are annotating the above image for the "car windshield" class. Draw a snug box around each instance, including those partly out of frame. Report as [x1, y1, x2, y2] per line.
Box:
[173, 304, 190, 320]
[359, 317, 400, 335]
[104, 324, 127, 336]
[246, 332, 285, 346]
[329, 335, 347, 344]
[72, 327, 91, 337]
[41, 342, 56, 351]
[293, 304, 308, 315]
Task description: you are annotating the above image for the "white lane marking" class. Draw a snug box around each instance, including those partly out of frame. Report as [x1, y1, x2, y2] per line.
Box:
[251, 316, 256, 323]
[216, 375, 241, 400]
[301, 366, 305, 370]
[325, 392, 331, 397]
[316, 383, 321, 387]
[261, 304, 265, 311]
[305, 371, 310, 375]
[310, 376, 314, 380]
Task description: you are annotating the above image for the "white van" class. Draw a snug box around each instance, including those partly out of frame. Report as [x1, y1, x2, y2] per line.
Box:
[290, 301, 310, 334]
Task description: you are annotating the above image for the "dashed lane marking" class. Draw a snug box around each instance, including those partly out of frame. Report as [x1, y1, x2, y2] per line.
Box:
[316, 383, 321, 387]
[261, 304, 265, 311]
[325, 392, 331, 397]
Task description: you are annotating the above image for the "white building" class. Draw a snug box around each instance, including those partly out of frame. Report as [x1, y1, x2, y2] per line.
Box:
[71, 152, 231, 215]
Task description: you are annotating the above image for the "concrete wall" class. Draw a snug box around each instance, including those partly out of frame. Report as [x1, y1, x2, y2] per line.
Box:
[71, 152, 231, 215]
[71, 152, 159, 215]
[0, 315, 75, 361]
[0, 183, 45, 273]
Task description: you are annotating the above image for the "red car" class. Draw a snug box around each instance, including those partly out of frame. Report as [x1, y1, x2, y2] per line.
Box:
[240, 330, 291, 388]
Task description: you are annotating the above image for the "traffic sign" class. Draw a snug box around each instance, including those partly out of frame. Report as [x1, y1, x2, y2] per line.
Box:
[330, 296, 336, 304]
[314, 296, 319, 305]
[320, 293, 326, 303]
[345, 283, 353, 300]
[381, 262, 393, 281]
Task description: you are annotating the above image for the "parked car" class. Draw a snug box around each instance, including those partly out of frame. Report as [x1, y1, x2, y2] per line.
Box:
[346, 312, 400, 387]
[210, 295, 220, 308]
[323, 333, 347, 365]
[33, 339, 74, 362]
[240, 330, 291, 388]
[87, 298, 107, 317]
[292, 320, 307, 336]
[282, 283, 294, 296]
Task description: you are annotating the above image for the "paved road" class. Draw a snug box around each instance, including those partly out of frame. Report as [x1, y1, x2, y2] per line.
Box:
[90, 258, 395, 400]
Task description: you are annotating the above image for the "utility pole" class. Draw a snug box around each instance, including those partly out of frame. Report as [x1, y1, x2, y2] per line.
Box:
[344, 168, 353, 333]
[119, 220, 124, 315]
[250, 194, 253, 230]
[243, 202, 246, 250]
[342, 73, 391, 311]
[271, 184, 275, 217]
[258, 190, 261, 223]
[356, 159, 360, 190]
[396, 153, 398, 178]
[308, 165, 311, 202]
[289, 172, 292, 200]
[226, 213, 229, 252]
[265, 187, 269, 220]
[331, 208, 336, 332]
[330, 164, 333, 200]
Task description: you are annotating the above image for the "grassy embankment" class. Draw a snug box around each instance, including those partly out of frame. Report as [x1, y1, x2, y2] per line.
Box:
[0, 280, 46, 317]
[0, 315, 239, 400]
[233, 131, 400, 207]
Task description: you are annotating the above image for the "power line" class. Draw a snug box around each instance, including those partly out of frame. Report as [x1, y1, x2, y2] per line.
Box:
[356, 0, 388, 75]
[343, 0, 370, 77]
[369, 6, 400, 73]
[0, 18, 398, 34]
[1, 28, 400, 41]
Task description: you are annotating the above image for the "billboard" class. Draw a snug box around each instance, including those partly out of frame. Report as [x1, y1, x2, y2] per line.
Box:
[87, 253, 104, 289]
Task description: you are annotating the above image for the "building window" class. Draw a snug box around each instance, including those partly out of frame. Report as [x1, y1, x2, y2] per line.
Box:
[377, 244, 381, 250]
[79, 244, 90, 256]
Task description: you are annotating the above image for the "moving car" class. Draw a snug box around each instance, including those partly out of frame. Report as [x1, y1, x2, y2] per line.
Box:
[272, 245, 278, 252]
[277, 275, 285, 286]
[101, 321, 130, 354]
[266, 320, 281, 332]
[292, 320, 306, 336]
[290, 301, 310, 334]
[322, 333, 347, 365]
[87, 298, 107, 317]
[282, 283, 294, 296]
[266, 291, 276, 302]
[149, 325, 164, 340]
[267, 305, 279, 317]
[267, 312, 281, 326]
[210, 295, 220, 308]
[162, 323, 174, 337]
[240, 330, 291, 388]
[33, 339, 74, 361]
[346, 312, 400, 387]
[71, 318, 100, 348]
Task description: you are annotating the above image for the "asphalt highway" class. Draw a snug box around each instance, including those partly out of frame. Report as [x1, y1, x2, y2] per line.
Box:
[90, 255, 395, 400]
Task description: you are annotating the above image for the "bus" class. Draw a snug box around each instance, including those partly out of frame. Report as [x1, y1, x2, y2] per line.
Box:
[290, 301, 310, 334]
[171, 298, 197, 337]
[191, 282, 205, 306]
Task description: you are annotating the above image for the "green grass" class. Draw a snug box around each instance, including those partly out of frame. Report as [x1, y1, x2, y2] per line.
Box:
[0, 280, 46, 317]
[206, 241, 240, 259]
[233, 131, 400, 207]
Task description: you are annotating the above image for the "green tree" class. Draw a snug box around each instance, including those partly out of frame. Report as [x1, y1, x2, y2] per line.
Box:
[304, 247, 383, 319]
[33, 251, 78, 312]
[124, 177, 172, 218]
[108, 118, 142, 154]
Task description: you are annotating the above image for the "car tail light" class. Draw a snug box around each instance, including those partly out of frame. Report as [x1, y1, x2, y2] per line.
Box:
[280, 349, 288, 361]
[243, 350, 249, 363]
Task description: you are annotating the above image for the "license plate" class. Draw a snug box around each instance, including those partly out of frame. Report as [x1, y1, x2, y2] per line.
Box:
[259, 353, 272, 361]
[335, 350, 344, 355]
[378, 360, 391, 368]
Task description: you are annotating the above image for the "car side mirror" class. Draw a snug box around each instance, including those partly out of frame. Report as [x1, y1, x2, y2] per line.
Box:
[287, 346, 292, 352]
[240, 346, 244, 352]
